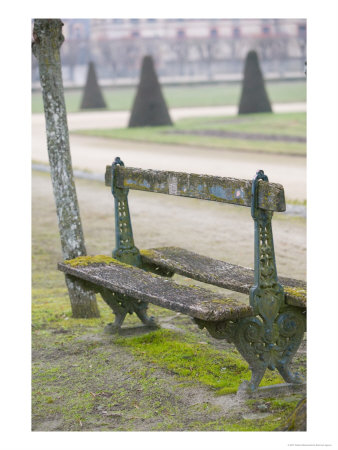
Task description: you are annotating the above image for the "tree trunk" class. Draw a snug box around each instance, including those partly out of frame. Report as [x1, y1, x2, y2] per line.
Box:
[277, 397, 306, 431]
[32, 19, 100, 318]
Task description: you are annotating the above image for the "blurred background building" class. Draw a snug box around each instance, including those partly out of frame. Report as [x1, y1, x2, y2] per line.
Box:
[32, 18, 306, 89]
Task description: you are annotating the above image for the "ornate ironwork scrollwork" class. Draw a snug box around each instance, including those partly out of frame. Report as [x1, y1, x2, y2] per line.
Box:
[275, 308, 306, 384]
[111, 157, 141, 267]
[193, 318, 237, 343]
[233, 307, 305, 391]
[104, 157, 157, 330]
[100, 287, 157, 334]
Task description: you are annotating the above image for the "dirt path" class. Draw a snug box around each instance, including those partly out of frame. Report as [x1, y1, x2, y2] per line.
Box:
[32, 102, 306, 131]
[32, 105, 306, 202]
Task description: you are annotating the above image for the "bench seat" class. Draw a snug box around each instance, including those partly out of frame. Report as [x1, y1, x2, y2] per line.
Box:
[58, 258, 253, 322]
[140, 247, 307, 309]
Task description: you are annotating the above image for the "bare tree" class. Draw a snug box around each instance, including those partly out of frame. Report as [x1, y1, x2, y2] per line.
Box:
[171, 39, 190, 76]
[194, 38, 220, 79]
[61, 38, 82, 82]
[32, 19, 100, 318]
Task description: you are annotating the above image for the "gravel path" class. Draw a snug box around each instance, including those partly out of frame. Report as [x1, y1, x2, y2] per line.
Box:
[32, 103, 306, 202]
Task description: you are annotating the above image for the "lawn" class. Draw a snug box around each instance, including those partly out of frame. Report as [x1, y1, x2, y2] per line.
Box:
[31, 80, 306, 114]
[74, 112, 306, 156]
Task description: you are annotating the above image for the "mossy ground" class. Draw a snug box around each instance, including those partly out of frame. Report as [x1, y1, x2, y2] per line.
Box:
[115, 329, 286, 395]
[32, 171, 306, 431]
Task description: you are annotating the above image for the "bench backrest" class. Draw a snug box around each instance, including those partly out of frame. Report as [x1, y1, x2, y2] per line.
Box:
[105, 159, 289, 337]
[105, 165, 286, 212]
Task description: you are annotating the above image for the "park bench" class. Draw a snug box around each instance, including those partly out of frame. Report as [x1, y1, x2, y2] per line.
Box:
[58, 157, 306, 393]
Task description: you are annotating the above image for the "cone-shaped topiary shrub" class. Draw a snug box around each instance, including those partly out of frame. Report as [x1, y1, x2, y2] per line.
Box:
[80, 61, 107, 109]
[128, 55, 173, 127]
[238, 50, 272, 114]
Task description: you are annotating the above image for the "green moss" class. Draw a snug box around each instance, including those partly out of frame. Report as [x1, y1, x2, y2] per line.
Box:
[269, 396, 302, 411]
[211, 299, 233, 305]
[140, 249, 158, 259]
[284, 286, 306, 299]
[284, 286, 307, 308]
[123, 181, 151, 192]
[155, 404, 299, 431]
[115, 329, 283, 394]
[31, 276, 114, 331]
[245, 395, 302, 412]
[193, 415, 282, 431]
[64, 255, 121, 267]
[64, 254, 165, 280]
[140, 248, 186, 272]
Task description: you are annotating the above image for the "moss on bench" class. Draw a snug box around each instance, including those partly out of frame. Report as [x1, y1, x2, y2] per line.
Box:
[284, 286, 307, 307]
[140, 247, 307, 308]
[59, 256, 253, 322]
[64, 255, 122, 267]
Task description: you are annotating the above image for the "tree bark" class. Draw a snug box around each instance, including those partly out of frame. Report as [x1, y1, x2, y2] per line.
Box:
[32, 19, 100, 318]
[277, 397, 306, 431]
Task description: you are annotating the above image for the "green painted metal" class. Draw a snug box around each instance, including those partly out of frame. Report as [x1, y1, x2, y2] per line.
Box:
[250, 170, 285, 326]
[110, 157, 155, 330]
[238, 170, 305, 390]
[100, 288, 157, 334]
[196, 170, 305, 392]
[233, 307, 305, 391]
[111, 157, 142, 267]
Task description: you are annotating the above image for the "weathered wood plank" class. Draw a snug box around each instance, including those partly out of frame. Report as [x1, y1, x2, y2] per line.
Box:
[58, 259, 253, 321]
[140, 247, 307, 308]
[105, 165, 286, 212]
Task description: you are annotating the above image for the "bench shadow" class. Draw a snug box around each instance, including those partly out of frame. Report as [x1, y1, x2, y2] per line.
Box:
[116, 325, 159, 337]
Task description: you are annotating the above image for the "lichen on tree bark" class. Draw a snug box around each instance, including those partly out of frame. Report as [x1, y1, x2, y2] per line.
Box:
[32, 19, 99, 318]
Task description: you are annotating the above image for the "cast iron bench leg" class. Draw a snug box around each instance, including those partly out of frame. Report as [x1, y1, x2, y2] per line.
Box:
[234, 308, 305, 391]
[100, 289, 129, 333]
[275, 307, 306, 384]
[100, 288, 157, 333]
[195, 306, 305, 392]
[133, 304, 157, 327]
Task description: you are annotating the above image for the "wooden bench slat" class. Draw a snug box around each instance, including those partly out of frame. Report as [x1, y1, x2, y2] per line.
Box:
[140, 247, 307, 308]
[105, 166, 286, 212]
[58, 260, 253, 322]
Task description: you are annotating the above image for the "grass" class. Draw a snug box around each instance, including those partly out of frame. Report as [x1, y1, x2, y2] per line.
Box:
[31, 80, 306, 114]
[115, 329, 284, 395]
[74, 112, 306, 156]
[184, 394, 305, 431]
